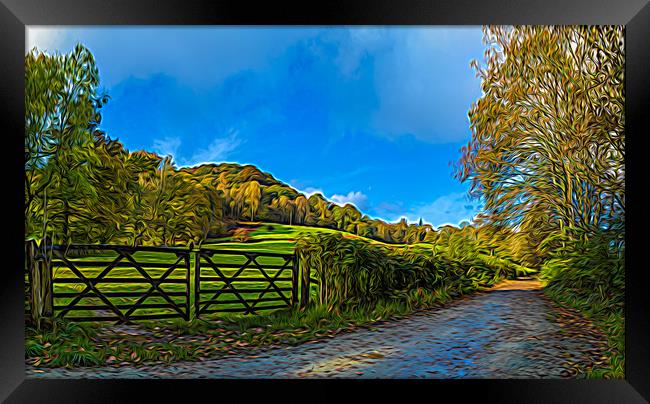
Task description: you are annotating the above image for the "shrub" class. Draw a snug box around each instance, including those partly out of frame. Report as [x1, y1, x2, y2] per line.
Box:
[295, 232, 514, 310]
[232, 228, 251, 242]
[540, 230, 624, 378]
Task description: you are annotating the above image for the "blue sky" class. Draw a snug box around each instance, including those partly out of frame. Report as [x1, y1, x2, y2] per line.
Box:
[27, 26, 485, 228]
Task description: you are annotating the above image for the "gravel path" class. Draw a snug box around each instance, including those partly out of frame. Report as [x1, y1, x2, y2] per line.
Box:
[26, 280, 607, 379]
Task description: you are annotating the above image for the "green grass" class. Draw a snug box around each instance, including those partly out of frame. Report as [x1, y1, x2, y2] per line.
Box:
[204, 222, 416, 250]
[539, 237, 624, 379]
[26, 318, 202, 367]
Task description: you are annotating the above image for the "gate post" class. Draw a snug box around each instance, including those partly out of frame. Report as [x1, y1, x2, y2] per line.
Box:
[291, 255, 299, 307]
[26, 240, 54, 329]
[193, 248, 201, 320]
[299, 256, 310, 309]
[184, 245, 192, 321]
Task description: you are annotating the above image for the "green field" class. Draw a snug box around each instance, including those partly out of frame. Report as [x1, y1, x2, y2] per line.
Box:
[205, 222, 437, 253]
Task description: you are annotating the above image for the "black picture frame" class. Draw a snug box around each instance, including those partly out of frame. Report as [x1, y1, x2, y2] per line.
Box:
[1, 0, 648, 402]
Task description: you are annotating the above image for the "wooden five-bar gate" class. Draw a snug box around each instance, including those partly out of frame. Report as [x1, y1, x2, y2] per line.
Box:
[195, 248, 298, 316]
[25, 242, 311, 325]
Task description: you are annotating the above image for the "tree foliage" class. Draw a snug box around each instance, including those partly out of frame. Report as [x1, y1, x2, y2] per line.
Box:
[25, 46, 224, 246]
[455, 26, 624, 258]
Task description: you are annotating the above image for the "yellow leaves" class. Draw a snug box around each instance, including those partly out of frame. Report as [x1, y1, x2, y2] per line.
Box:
[457, 26, 623, 237]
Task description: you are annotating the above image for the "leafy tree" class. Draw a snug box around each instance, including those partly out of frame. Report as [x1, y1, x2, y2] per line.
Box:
[25, 44, 108, 243]
[295, 195, 309, 224]
[243, 180, 262, 221]
[274, 195, 295, 225]
[455, 26, 624, 253]
[308, 194, 330, 222]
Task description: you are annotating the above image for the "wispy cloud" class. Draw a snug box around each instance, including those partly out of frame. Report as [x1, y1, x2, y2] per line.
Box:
[26, 27, 68, 53]
[183, 131, 243, 166]
[330, 191, 368, 210]
[301, 187, 325, 198]
[151, 136, 181, 158]
[294, 186, 369, 210]
[401, 192, 482, 228]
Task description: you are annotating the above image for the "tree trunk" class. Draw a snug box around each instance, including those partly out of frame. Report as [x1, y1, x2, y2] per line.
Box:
[62, 199, 70, 244]
[300, 255, 311, 308]
[162, 224, 167, 246]
[26, 240, 53, 329]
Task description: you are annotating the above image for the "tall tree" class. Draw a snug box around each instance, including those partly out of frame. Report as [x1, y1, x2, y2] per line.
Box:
[295, 195, 309, 224]
[277, 195, 295, 225]
[308, 194, 329, 222]
[25, 44, 108, 243]
[455, 26, 624, 251]
[244, 180, 262, 221]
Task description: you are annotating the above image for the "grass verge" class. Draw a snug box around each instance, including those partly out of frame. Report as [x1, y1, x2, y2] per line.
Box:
[543, 285, 624, 379]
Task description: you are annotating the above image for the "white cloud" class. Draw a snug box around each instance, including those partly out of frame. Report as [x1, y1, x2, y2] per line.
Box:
[181, 131, 242, 167]
[23, 26, 319, 88]
[401, 192, 481, 229]
[330, 191, 368, 209]
[369, 28, 484, 143]
[332, 28, 392, 77]
[151, 137, 181, 158]
[301, 187, 325, 198]
[24, 26, 484, 144]
[295, 187, 369, 210]
[26, 26, 68, 53]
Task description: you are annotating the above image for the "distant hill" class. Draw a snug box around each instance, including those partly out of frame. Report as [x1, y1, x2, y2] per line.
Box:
[180, 162, 434, 244]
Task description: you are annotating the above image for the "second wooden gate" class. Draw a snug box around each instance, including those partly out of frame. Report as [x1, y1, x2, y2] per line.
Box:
[195, 248, 299, 316]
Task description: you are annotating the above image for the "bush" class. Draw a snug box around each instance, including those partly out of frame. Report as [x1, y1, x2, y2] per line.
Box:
[295, 232, 514, 310]
[541, 233, 624, 315]
[232, 228, 251, 242]
[540, 230, 624, 378]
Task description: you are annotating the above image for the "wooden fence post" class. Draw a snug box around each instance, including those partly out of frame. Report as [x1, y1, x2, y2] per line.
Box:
[184, 252, 191, 322]
[291, 256, 299, 307]
[193, 249, 201, 320]
[26, 240, 53, 328]
[299, 254, 310, 309]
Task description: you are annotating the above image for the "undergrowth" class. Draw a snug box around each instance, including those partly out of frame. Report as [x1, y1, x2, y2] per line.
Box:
[540, 230, 624, 378]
